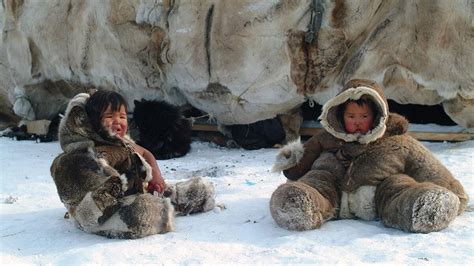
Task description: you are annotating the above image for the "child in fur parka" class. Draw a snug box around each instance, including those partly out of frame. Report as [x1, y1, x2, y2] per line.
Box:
[270, 79, 468, 233]
[50, 91, 215, 239]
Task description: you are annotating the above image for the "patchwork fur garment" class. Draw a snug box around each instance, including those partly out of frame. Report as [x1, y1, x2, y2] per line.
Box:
[50, 93, 174, 239]
[270, 79, 468, 233]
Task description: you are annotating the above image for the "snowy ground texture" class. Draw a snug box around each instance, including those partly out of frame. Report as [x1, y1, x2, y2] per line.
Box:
[0, 137, 473, 265]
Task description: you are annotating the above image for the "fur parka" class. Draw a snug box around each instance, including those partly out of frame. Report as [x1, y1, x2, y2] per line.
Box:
[50, 93, 175, 238]
[51, 93, 217, 238]
[270, 79, 468, 233]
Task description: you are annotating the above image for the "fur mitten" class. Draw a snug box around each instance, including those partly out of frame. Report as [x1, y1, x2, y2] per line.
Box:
[164, 177, 216, 215]
[96, 194, 175, 238]
[272, 139, 304, 172]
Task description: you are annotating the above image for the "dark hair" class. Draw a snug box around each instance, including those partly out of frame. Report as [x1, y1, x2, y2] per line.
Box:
[337, 97, 377, 123]
[85, 90, 128, 132]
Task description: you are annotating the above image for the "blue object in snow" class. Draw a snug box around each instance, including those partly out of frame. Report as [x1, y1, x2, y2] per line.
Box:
[245, 179, 256, 186]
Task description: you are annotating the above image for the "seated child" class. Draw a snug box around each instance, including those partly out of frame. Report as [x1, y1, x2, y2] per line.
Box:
[51, 90, 215, 239]
[84, 89, 166, 194]
[270, 79, 468, 233]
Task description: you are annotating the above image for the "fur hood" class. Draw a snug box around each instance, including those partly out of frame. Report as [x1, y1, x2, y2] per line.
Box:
[58, 93, 125, 153]
[319, 79, 396, 144]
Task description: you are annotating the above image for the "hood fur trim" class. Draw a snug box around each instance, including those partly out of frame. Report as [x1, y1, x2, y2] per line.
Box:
[318, 86, 388, 144]
[58, 93, 123, 152]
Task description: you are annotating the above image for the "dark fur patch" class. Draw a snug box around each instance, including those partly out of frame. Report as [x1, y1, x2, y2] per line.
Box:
[331, 0, 346, 28]
[123, 153, 148, 196]
[132, 100, 192, 160]
[229, 118, 286, 150]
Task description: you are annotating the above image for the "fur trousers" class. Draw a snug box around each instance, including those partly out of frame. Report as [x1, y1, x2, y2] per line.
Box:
[269, 153, 461, 233]
[71, 177, 215, 239]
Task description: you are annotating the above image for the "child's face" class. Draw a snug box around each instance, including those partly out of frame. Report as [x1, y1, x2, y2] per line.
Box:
[101, 104, 128, 138]
[343, 102, 374, 134]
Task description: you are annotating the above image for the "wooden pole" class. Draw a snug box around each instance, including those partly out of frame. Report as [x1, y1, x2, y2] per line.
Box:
[192, 123, 473, 142]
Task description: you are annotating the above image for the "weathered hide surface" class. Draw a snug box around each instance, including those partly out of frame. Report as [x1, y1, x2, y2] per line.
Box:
[0, 0, 472, 128]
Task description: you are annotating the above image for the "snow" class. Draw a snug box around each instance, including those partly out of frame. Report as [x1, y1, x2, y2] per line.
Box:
[0, 137, 473, 265]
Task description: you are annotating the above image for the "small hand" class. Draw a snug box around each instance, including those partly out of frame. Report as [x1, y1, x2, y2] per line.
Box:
[147, 182, 165, 195]
[281, 149, 292, 159]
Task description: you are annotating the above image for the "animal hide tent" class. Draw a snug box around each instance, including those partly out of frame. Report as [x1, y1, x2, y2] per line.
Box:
[0, 0, 472, 129]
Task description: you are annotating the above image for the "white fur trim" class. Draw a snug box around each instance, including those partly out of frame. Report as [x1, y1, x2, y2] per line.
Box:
[319, 86, 388, 144]
[339, 192, 354, 219]
[271, 138, 304, 172]
[67, 93, 90, 110]
[162, 197, 175, 232]
[339, 186, 377, 220]
[94, 210, 130, 234]
[119, 174, 129, 192]
[136, 153, 153, 182]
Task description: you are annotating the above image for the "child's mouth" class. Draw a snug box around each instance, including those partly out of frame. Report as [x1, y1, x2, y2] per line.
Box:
[112, 128, 122, 136]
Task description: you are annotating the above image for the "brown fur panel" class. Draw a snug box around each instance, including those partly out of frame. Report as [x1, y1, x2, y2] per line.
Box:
[331, 0, 346, 28]
[95, 145, 132, 173]
[278, 107, 303, 143]
[287, 29, 347, 95]
[50, 149, 116, 208]
[340, 135, 468, 197]
[298, 168, 343, 211]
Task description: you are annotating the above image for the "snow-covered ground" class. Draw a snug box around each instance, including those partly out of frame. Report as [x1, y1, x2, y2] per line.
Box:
[0, 137, 473, 265]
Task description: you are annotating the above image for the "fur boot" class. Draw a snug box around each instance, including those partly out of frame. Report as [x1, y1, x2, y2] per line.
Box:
[375, 174, 460, 233]
[269, 182, 336, 231]
[94, 194, 174, 239]
[164, 177, 216, 215]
